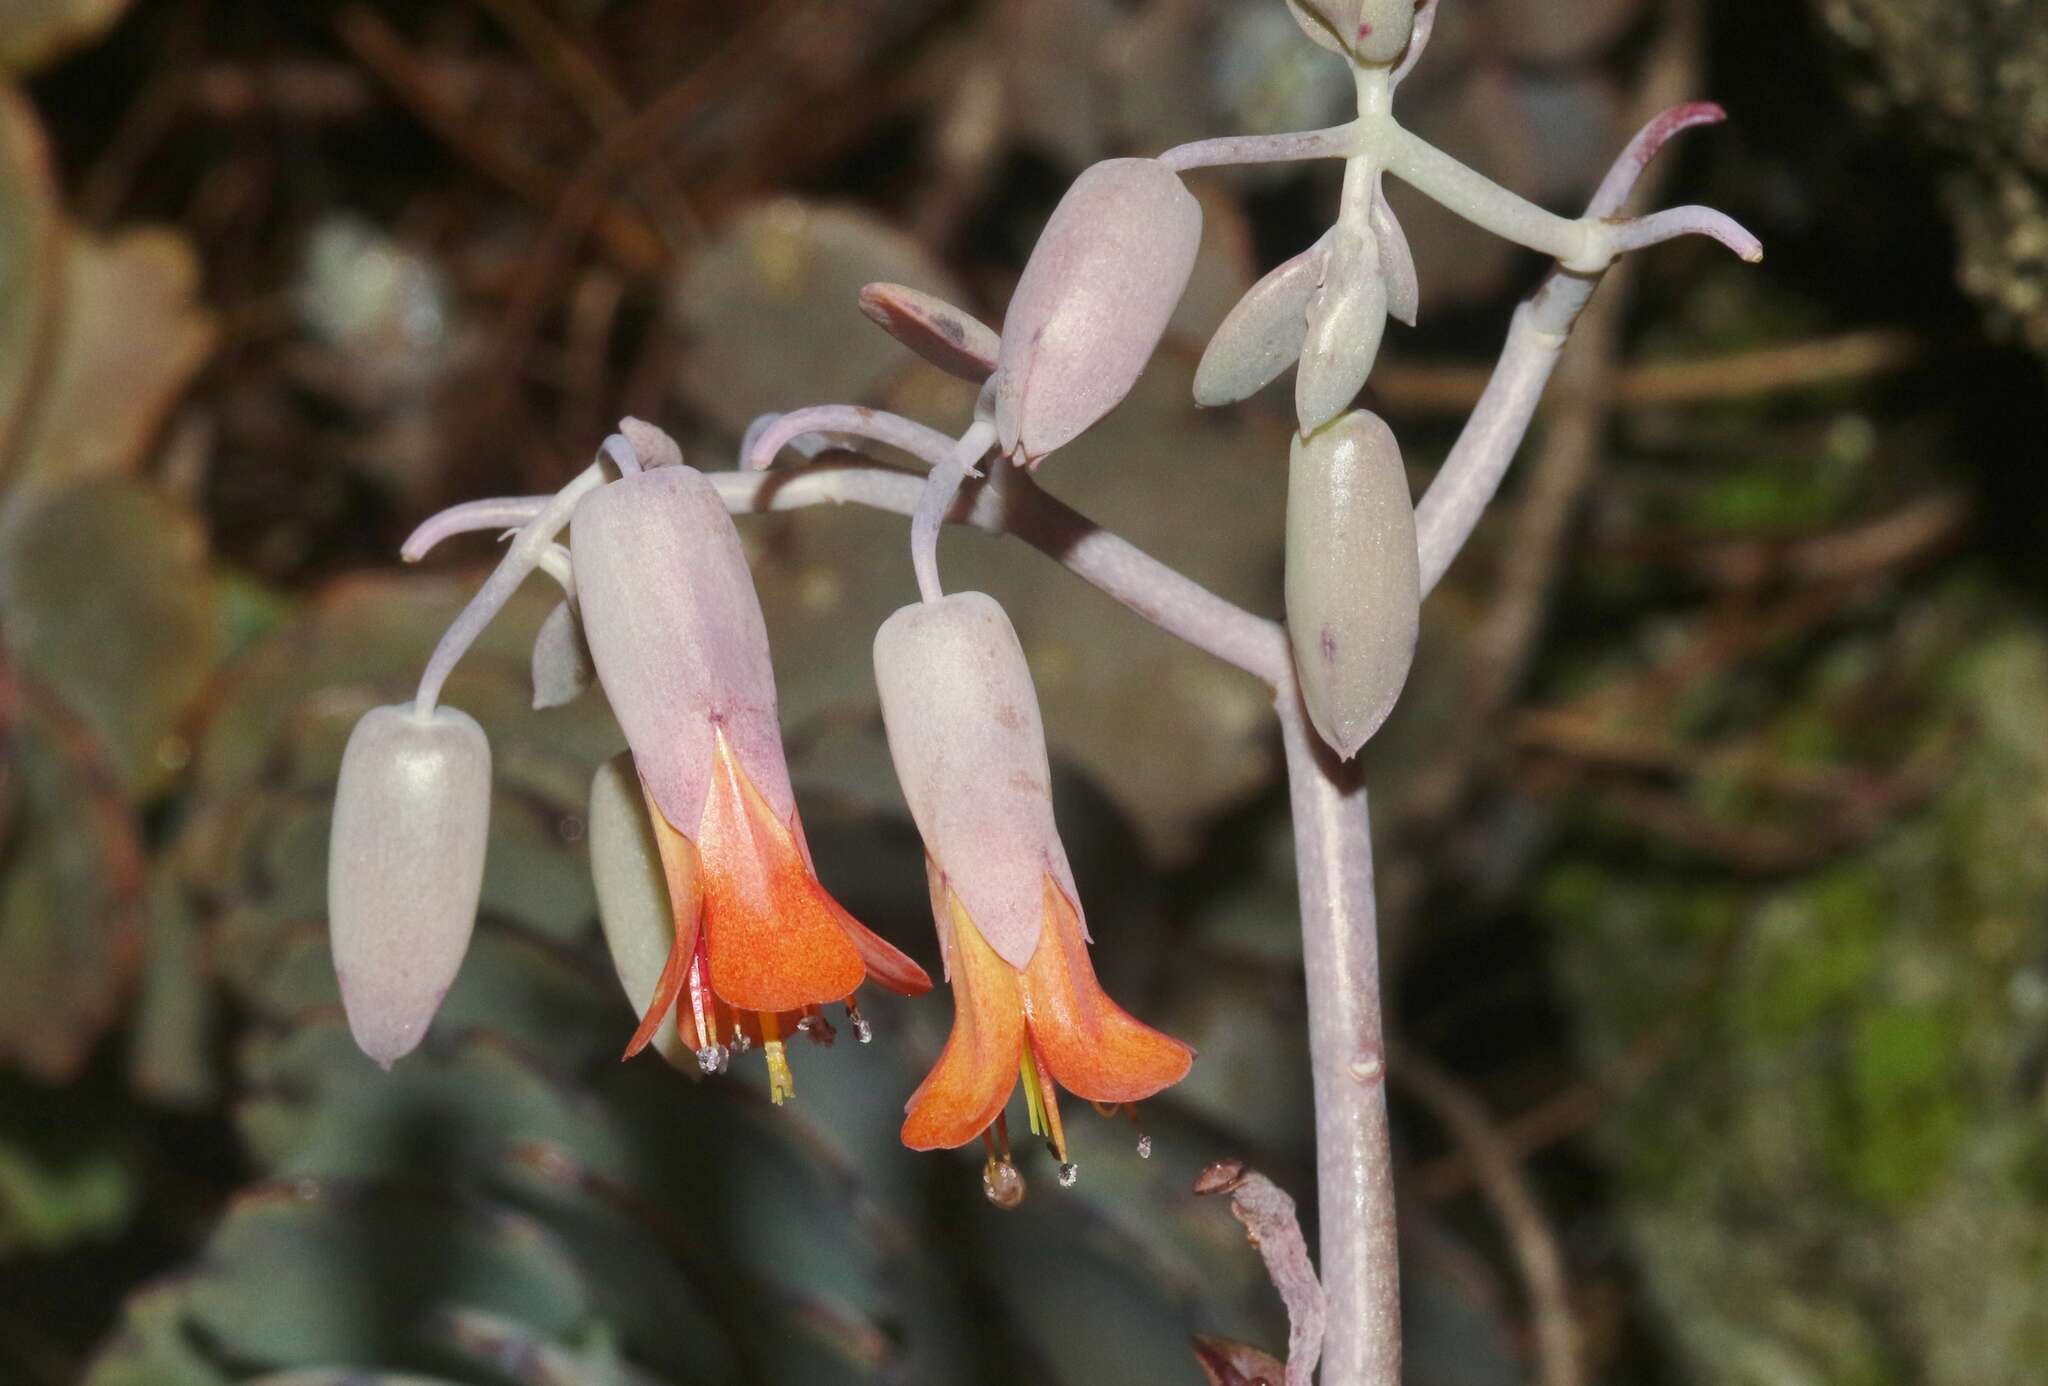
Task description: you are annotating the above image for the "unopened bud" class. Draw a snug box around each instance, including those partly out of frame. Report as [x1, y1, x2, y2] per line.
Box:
[1286, 411, 1419, 758]
[1285, 0, 1418, 66]
[328, 703, 491, 1067]
[995, 159, 1201, 464]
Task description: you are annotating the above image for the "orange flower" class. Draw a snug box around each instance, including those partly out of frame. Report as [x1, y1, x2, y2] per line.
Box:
[623, 727, 930, 1101]
[904, 871, 1191, 1170]
[571, 462, 932, 1101]
[875, 592, 1193, 1182]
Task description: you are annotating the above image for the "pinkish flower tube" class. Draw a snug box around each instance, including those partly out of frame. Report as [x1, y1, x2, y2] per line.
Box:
[994, 158, 1202, 465]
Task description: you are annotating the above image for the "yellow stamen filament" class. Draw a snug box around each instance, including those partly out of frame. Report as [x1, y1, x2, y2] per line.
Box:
[761, 1012, 795, 1105]
[1031, 1043, 1068, 1165]
[1019, 1048, 1050, 1140]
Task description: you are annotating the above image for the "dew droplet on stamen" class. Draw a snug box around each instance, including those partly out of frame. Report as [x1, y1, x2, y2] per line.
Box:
[1137, 1134, 1153, 1160]
[1057, 1161, 1079, 1188]
[983, 1160, 1026, 1210]
[853, 1016, 873, 1044]
[696, 1043, 730, 1074]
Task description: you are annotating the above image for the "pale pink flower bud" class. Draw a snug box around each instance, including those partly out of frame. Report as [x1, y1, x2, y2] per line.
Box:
[327, 702, 491, 1067]
[1287, 410, 1419, 758]
[994, 158, 1202, 465]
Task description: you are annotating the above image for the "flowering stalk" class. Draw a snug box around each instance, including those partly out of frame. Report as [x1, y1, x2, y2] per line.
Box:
[343, 5, 1761, 1377]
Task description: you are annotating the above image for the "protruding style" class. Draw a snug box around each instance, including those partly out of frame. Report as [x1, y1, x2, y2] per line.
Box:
[327, 702, 492, 1068]
[1286, 411, 1419, 758]
[875, 592, 1193, 1168]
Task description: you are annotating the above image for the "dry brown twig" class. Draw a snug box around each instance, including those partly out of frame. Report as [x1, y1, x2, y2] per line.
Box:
[1193, 1161, 1325, 1386]
[1391, 1044, 1583, 1386]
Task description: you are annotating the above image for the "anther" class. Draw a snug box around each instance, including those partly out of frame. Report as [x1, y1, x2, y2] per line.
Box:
[1057, 1162, 1079, 1188]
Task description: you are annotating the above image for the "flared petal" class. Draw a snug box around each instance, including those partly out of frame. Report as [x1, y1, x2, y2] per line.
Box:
[696, 727, 866, 1014]
[1023, 874, 1193, 1103]
[621, 775, 705, 1059]
[901, 889, 1027, 1150]
[788, 810, 933, 997]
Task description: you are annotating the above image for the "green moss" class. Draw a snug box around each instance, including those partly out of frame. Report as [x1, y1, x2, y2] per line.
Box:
[1745, 869, 1887, 1040]
[1828, 1004, 1969, 1208]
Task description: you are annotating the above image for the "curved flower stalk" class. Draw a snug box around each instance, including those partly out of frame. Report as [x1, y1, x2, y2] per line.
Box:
[337, 422, 931, 1099]
[875, 591, 1193, 1193]
[1171, 0, 1761, 435]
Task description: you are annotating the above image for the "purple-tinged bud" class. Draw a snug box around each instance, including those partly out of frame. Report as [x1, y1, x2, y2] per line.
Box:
[1195, 231, 1327, 409]
[994, 159, 1201, 465]
[1296, 226, 1389, 434]
[860, 282, 1000, 383]
[327, 703, 491, 1067]
[588, 754, 692, 1071]
[570, 466, 794, 835]
[1285, 0, 1418, 66]
[873, 592, 1080, 970]
[530, 599, 593, 710]
[1287, 411, 1419, 758]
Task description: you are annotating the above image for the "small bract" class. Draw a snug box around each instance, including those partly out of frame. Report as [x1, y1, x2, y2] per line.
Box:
[327, 701, 492, 1068]
[994, 158, 1201, 465]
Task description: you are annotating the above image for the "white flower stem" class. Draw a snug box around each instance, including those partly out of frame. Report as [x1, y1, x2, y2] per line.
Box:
[1278, 683, 1399, 1386]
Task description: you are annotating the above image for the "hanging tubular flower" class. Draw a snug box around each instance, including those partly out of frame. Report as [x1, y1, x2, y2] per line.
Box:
[874, 591, 1192, 1189]
[571, 458, 933, 1098]
[385, 420, 930, 1102]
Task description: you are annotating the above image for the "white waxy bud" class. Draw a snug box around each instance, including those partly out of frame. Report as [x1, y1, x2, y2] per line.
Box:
[1194, 231, 1327, 409]
[571, 466, 795, 835]
[530, 598, 594, 710]
[587, 754, 692, 1071]
[1286, 411, 1419, 758]
[1285, 0, 1418, 66]
[995, 159, 1202, 464]
[873, 592, 1081, 971]
[327, 702, 491, 1068]
[1296, 225, 1389, 435]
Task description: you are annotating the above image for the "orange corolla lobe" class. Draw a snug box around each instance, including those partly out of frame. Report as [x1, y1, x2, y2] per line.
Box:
[625, 728, 929, 1060]
[901, 871, 1193, 1151]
